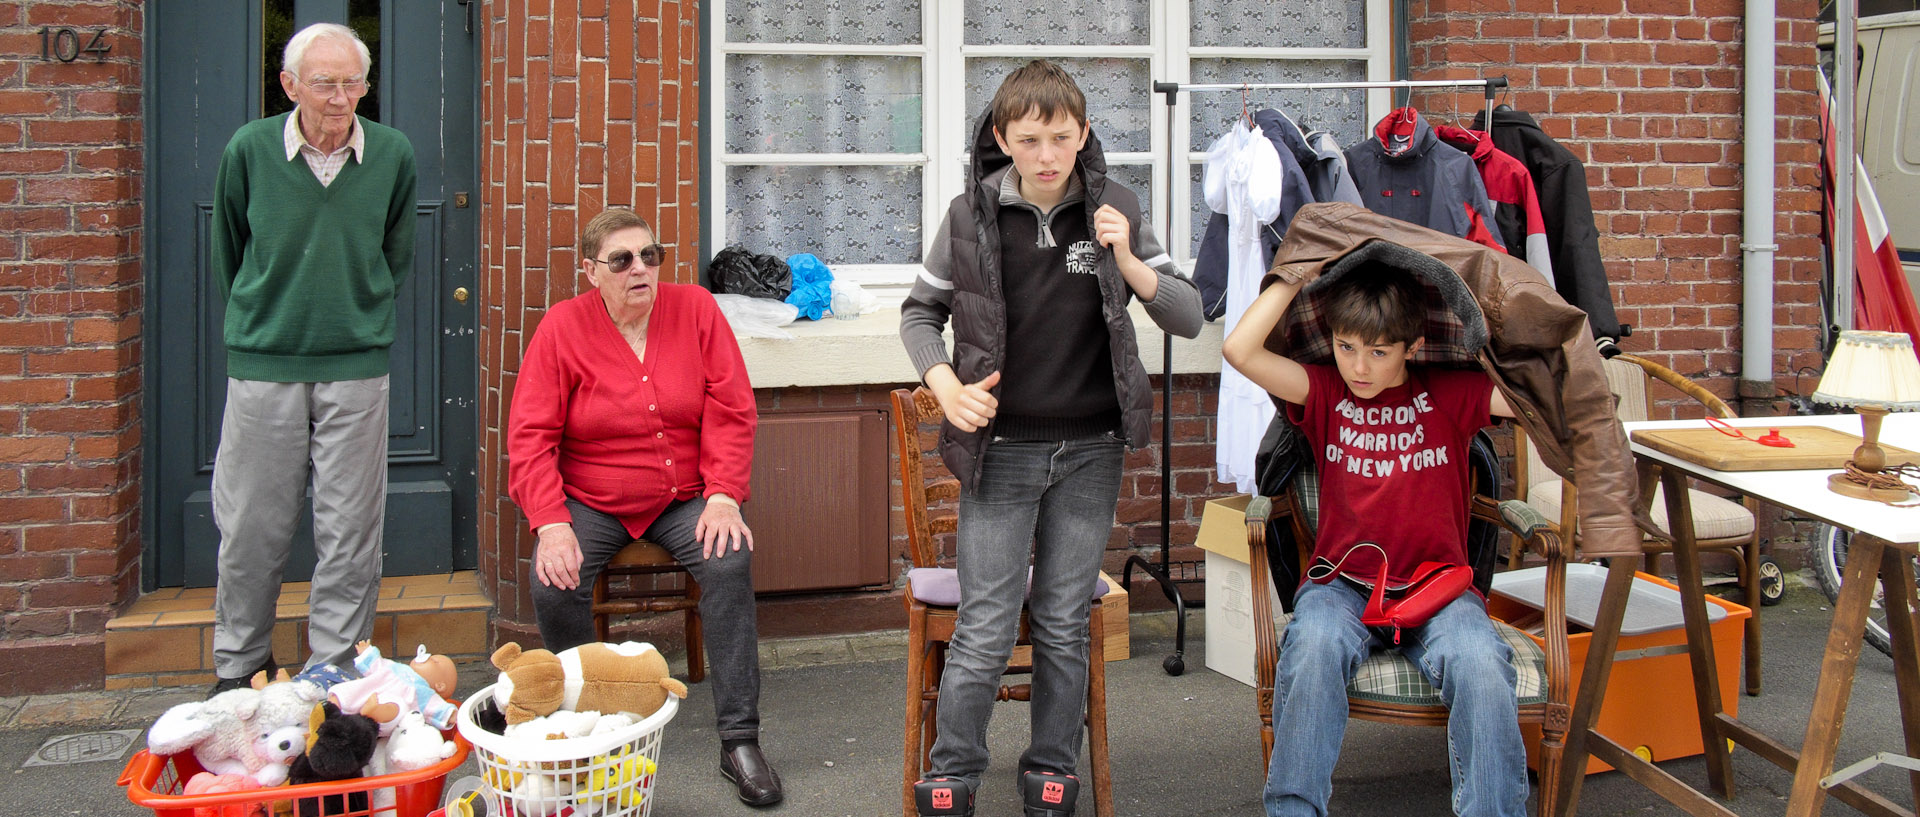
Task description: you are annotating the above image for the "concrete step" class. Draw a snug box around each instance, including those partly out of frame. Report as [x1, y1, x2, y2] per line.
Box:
[102, 571, 492, 690]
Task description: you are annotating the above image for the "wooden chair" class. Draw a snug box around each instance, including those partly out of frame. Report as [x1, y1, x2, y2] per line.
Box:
[891, 387, 1112, 817]
[1510, 352, 1767, 694]
[590, 538, 705, 683]
[1245, 438, 1575, 816]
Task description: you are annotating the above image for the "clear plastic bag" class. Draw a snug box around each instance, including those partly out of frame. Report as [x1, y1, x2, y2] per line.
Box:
[829, 279, 877, 319]
[713, 294, 800, 339]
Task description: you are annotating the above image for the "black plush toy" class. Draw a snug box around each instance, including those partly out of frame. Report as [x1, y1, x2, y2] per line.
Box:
[289, 701, 380, 817]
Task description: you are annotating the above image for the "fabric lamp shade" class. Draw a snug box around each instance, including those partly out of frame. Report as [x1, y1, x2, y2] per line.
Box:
[1813, 330, 1920, 411]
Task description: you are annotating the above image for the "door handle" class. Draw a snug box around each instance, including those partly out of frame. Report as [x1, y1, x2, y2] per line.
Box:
[454, 287, 470, 303]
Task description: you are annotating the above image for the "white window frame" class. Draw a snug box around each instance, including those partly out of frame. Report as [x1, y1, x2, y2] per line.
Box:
[707, 0, 1392, 298]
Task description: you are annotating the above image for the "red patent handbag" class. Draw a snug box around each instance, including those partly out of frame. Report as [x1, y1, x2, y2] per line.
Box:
[1310, 543, 1474, 644]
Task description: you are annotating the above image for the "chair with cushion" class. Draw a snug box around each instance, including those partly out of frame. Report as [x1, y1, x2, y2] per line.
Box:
[1246, 431, 1574, 816]
[891, 386, 1112, 817]
[591, 538, 705, 683]
[1510, 352, 1766, 694]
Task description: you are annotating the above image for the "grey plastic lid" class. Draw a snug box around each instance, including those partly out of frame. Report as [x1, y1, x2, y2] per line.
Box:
[1490, 563, 1728, 636]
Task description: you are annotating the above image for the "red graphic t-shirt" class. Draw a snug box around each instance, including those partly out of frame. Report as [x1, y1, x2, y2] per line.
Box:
[1285, 364, 1494, 585]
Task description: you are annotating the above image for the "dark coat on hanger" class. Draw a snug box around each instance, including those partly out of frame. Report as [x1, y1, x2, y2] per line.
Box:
[1473, 107, 1622, 343]
[1261, 202, 1650, 560]
[1434, 123, 1553, 282]
[1345, 109, 1505, 251]
[1190, 109, 1317, 320]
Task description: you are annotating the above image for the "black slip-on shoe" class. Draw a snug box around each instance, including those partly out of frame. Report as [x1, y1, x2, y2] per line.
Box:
[720, 742, 784, 807]
[207, 656, 276, 698]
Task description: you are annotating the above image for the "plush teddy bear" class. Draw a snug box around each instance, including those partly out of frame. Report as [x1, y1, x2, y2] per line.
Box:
[251, 672, 328, 740]
[148, 688, 287, 786]
[489, 642, 687, 726]
[327, 642, 458, 735]
[289, 702, 381, 817]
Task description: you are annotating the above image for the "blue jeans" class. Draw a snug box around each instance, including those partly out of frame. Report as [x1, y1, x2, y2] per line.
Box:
[1263, 580, 1527, 817]
[927, 436, 1125, 792]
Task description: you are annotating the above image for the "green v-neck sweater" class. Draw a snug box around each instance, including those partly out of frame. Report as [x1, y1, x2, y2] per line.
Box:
[211, 113, 417, 382]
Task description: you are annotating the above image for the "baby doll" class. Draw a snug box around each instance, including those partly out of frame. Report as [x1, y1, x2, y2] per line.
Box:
[327, 642, 458, 734]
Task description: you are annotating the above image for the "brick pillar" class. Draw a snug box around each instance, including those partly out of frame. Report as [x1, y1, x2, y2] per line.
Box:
[0, 0, 144, 694]
[478, 0, 702, 646]
[1406, 0, 1825, 417]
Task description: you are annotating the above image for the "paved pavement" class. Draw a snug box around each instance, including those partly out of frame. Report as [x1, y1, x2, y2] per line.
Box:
[4, 576, 1914, 816]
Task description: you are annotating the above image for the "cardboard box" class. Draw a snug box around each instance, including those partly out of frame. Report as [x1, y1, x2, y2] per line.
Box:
[1008, 570, 1129, 665]
[1195, 495, 1283, 687]
[1487, 565, 1750, 775]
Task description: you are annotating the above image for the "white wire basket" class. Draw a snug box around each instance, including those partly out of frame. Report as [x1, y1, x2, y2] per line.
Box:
[456, 683, 678, 817]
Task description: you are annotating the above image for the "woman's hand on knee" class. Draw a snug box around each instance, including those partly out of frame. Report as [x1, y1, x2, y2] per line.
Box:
[534, 523, 584, 589]
[696, 498, 753, 559]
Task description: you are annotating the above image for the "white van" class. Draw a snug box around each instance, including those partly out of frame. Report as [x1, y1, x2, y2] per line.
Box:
[1825, 12, 1920, 294]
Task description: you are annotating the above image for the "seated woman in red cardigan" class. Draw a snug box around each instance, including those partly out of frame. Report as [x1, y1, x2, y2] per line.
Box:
[506, 207, 781, 808]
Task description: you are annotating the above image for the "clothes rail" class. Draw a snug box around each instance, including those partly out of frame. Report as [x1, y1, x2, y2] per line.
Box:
[1127, 76, 1508, 677]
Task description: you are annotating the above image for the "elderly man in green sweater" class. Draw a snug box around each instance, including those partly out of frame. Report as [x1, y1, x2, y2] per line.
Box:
[206, 21, 417, 695]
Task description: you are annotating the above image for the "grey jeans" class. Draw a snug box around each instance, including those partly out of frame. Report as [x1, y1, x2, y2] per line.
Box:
[212, 376, 389, 676]
[531, 497, 762, 741]
[928, 435, 1124, 790]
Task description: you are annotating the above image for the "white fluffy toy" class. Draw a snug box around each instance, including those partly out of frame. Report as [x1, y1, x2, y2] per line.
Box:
[147, 688, 280, 785]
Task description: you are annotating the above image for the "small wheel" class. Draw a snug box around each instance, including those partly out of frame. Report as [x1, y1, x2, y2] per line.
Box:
[1162, 653, 1185, 676]
[1757, 556, 1786, 606]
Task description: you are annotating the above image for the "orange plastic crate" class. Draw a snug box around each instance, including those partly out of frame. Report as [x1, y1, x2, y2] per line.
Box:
[1487, 568, 1750, 775]
[119, 726, 469, 817]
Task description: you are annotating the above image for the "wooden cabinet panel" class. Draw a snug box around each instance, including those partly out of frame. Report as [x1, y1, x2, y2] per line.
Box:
[743, 411, 890, 593]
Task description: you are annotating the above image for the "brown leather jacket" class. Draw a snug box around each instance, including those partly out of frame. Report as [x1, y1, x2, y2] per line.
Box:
[1263, 202, 1650, 558]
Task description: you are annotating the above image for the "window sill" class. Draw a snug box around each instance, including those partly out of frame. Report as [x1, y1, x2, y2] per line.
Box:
[736, 305, 1226, 389]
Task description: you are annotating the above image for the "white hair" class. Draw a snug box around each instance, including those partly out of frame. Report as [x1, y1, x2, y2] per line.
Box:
[282, 22, 371, 80]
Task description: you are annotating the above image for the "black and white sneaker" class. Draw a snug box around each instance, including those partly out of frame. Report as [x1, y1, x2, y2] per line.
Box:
[913, 776, 974, 817]
[1021, 770, 1079, 817]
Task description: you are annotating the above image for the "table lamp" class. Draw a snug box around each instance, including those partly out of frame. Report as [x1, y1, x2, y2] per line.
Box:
[1812, 330, 1920, 501]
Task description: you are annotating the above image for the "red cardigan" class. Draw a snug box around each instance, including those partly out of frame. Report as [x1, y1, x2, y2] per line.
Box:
[507, 285, 757, 537]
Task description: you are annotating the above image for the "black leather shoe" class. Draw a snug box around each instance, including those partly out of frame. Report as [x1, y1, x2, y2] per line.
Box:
[719, 743, 784, 807]
[914, 777, 975, 817]
[207, 656, 276, 698]
[1022, 771, 1079, 817]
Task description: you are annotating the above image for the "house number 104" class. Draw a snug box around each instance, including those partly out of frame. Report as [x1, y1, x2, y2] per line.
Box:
[40, 28, 112, 63]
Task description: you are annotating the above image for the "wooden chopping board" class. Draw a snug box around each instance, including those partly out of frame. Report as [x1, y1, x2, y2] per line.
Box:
[1631, 424, 1920, 471]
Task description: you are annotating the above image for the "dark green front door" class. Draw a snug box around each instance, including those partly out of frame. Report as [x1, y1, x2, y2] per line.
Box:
[145, 1, 479, 587]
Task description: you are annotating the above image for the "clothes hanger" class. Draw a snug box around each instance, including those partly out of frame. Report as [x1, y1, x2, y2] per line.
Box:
[1241, 84, 1254, 130]
[1445, 87, 1484, 142]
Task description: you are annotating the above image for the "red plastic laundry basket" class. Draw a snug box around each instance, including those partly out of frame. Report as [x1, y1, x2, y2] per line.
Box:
[119, 726, 469, 817]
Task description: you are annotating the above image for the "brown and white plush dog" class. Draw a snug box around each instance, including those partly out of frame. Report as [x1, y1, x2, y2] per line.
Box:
[489, 641, 688, 726]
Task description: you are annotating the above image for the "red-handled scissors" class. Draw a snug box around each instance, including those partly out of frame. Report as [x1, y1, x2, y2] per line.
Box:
[1706, 416, 1796, 448]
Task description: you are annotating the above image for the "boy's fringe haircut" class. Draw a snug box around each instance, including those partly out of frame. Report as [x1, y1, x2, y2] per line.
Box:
[1324, 261, 1428, 347]
[990, 59, 1088, 134]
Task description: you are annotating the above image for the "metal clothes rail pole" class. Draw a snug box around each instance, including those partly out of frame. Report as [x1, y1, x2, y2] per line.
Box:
[1125, 76, 1509, 677]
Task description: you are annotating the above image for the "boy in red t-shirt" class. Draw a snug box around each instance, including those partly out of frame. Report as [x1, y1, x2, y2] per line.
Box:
[1223, 256, 1527, 817]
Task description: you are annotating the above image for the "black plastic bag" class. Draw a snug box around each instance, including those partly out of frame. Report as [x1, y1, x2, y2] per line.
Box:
[708, 246, 792, 300]
[1254, 411, 1308, 497]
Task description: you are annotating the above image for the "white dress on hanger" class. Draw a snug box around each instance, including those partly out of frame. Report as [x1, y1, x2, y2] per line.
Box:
[1203, 121, 1283, 493]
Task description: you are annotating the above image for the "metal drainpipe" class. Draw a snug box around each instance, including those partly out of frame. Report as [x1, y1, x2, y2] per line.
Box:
[1739, 0, 1779, 416]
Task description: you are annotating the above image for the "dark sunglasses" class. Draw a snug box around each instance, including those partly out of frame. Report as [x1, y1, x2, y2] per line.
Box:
[590, 244, 667, 273]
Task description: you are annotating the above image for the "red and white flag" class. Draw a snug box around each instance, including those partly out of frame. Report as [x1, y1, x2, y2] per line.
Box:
[1819, 72, 1920, 339]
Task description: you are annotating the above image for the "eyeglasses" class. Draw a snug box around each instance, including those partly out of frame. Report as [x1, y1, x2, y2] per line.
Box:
[589, 244, 667, 274]
[301, 76, 369, 98]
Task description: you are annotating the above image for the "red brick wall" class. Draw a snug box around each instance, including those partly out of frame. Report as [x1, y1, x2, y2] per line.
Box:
[478, 0, 703, 642]
[0, 0, 144, 693]
[1407, 0, 1825, 419]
